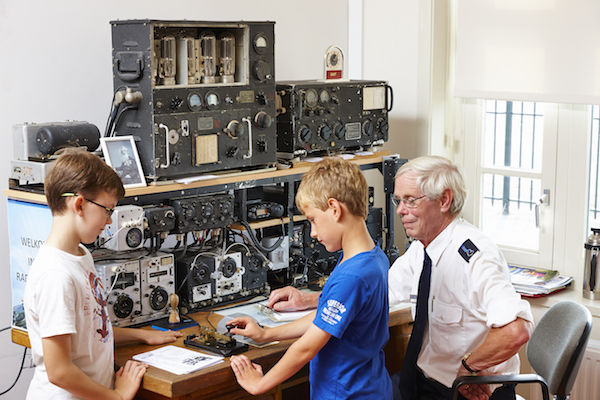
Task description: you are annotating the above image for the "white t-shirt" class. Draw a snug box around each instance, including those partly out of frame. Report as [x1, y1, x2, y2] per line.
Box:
[24, 244, 115, 399]
[389, 218, 533, 387]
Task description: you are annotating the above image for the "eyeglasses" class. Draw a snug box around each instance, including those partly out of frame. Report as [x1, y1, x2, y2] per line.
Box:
[61, 192, 115, 217]
[392, 194, 427, 209]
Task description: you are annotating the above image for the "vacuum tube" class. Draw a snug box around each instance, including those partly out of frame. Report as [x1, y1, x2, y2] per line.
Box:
[201, 32, 217, 83]
[176, 37, 200, 85]
[219, 32, 235, 83]
[158, 36, 176, 86]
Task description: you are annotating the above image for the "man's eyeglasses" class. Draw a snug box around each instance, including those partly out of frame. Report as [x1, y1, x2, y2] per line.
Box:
[392, 194, 427, 209]
[61, 193, 115, 217]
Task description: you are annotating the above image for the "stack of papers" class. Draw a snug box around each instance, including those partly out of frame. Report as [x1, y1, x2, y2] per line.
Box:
[133, 345, 223, 375]
[508, 265, 573, 297]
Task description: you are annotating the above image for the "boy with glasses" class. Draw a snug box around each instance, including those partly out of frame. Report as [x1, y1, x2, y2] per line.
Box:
[23, 149, 181, 400]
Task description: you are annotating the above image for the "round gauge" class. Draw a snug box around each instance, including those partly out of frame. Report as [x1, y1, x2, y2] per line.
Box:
[125, 228, 143, 248]
[187, 93, 203, 111]
[305, 89, 318, 108]
[205, 92, 220, 108]
[253, 33, 268, 54]
[319, 89, 330, 104]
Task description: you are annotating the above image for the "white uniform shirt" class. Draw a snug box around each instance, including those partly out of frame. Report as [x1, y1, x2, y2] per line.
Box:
[389, 218, 533, 387]
[24, 244, 114, 399]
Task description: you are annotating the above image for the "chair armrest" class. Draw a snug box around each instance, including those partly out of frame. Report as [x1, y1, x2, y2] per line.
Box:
[451, 374, 550, 400]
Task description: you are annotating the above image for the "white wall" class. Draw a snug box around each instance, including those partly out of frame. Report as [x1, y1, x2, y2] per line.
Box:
[0, 1, 350, 397]
[361, 0, 426, 249]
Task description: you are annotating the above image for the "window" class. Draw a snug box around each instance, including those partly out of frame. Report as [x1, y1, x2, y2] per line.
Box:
[588, 105, 600, 232]
[463, 100, 558, 268]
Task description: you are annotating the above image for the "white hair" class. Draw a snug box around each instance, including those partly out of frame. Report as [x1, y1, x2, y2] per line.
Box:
[396, 155, 467, 215]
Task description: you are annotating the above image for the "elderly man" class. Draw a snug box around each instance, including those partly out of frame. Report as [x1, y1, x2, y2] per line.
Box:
[268, 155, 533, 400]
[388, 156, 533, 400]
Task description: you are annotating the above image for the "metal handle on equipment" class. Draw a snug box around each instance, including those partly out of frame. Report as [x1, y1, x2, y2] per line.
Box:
[385, 84, 394, 112]
[159, 123, 170, 169]
[242, 117, 253, 159]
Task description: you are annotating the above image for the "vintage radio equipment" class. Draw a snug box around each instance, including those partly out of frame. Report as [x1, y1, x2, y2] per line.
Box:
[176, 253, 216, 310]
[10, 121, 101, 185]
[13, 121, 100, 160]
[170, 193, 234, 233]
[94, 259, 142, 327]
[275, 80, 392, 157]
[242, 250, 268, 293]
[110, 20, 277, 180]
[138, 252, 175, 324]
[142, 205, 176, 238]
[211, 251, 244, 298]
[99, 205, 145, 251]
[247, 201, 284, 221]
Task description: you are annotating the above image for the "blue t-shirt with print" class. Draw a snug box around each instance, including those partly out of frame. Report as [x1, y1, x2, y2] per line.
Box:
[310, 245, 392, 399]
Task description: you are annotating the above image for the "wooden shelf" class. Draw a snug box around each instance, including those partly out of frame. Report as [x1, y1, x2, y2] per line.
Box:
[4, 151, 389, 203]
[229, 215, 307, 231]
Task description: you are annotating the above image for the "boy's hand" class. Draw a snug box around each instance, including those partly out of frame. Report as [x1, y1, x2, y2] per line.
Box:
[267, 286, 310, 311]
[228, 317, 266, 342]
[114, 360, 147, 400]
[142, 329, 183, 345]
[230, 355, 264, 395]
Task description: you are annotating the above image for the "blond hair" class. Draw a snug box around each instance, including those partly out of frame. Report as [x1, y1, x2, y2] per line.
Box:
[44, 148, 125, 215]
[296, 157, 368, 219]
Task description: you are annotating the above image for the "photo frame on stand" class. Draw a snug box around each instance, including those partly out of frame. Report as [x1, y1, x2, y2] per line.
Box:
[100, 136, 147, 189]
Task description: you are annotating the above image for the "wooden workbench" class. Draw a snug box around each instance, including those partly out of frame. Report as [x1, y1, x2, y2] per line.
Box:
[114, 306, 412, 400]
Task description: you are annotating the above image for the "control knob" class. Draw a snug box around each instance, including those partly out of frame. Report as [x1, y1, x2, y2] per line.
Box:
[318, 124, 332, 141]
[362, 119, 374, 136]
[333, 122, 345, 139]
[254, 111, 273, 129]
[298, 126, 312, 144]
[225, 120, 243, 138]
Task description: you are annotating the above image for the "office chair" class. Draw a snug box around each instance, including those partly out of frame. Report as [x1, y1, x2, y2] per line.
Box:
[451, 300, 592, 400]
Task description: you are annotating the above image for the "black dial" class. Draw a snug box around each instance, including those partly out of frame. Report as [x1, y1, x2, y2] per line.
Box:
[248, 255, 263, 272]
[377, 118, 389, 136]
[333, 122, 345, 139]
[254, 111, 273, 129]
[362, 119, 374, 136]
[253, 60, 272, 82]
[225, 120, 243, 138]
[149, 287, 168, 310]
[192, 263, 210, 282]
[318, 124, 332, 141]
[113, 294, 134, 318]
[126, 228, 143, 248]
[298, 125, 312, 144]
[221, 257, 237, 278]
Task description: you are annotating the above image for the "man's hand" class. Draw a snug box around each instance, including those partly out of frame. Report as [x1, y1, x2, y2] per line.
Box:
[230, 354, 265, 395]
[456, 364, 492, 400]
[267, 286, 315, 311]
[114, 360, 148, 400]
[228, 317, 267, 342]
[141, 329, 183, 346]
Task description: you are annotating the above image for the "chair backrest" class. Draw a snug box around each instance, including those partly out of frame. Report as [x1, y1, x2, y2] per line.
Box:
[526, 300, 592, 397]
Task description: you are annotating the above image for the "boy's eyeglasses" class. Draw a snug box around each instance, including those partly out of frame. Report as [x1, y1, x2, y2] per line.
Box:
[392, 195, 427, 209]
[61, 192, 115, 217]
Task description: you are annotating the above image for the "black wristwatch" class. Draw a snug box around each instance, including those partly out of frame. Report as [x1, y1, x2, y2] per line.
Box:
[461, 353, 481, 374]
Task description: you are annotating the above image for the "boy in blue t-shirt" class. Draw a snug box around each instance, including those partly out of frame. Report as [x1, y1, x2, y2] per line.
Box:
[229, 157, 392, 399]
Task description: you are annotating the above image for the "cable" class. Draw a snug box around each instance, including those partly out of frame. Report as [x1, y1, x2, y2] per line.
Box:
[238, 220, 284, 253]
[0, 326, 10, 333]
[0, 346, 26, 396]
[110, 104, 137, 137]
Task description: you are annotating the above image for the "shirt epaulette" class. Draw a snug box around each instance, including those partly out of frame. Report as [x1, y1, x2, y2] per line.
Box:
[458, 239, 479, 262]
